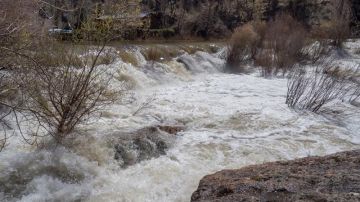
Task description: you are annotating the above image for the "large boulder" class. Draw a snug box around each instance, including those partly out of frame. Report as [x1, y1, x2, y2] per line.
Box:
[113, 125, 184, 168]
[191, 150, 360, 202]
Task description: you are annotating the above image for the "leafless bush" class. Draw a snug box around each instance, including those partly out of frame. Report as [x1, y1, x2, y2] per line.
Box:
[303, 40, 330, 64]
[254, 50, 274, 77]
[226, 24, 259, 72]
[286, 67, 311, 109]
[0, 107, 14, 152]
[259, 14, 307, 76]
[0, 73, 18, 151]
[349, 85, 360, 104]
[132, 95, 157, 116]
[14, 40, 119, 143]
[0, 98, 10, 152]
[0, 0, 41, 70]
[0, 0, 41, 151]
[286, 60, 355, 112]
[0, 1, 136, 148]
[347, 67, 360, 104]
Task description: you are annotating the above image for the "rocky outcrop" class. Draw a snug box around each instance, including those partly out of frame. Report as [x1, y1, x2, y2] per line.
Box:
[113, 125, 184, 168]
[191, 150, 360, 202]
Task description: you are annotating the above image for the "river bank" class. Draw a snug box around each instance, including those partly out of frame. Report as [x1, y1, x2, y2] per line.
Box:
[192, 149, 360, 202]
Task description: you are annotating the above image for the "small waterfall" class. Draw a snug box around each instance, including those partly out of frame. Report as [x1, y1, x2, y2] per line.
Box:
[113, 44, 226, 89]
[176, 51, 224, 73]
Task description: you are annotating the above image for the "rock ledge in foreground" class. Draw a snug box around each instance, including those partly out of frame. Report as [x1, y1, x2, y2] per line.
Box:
[191, 150, 360, 202]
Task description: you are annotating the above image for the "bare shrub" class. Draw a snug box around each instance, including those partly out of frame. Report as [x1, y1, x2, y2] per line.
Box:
[286, 60, 354, 112]
[260, 14, 308, 76]
[1, 1, 139, 145]
[0, 0, 41, 70]
[0, 75, 12, 152]
[250, 21, 267, 58]
[251, 21, 267, 42]
[14, 40, 119, 142]
[286, 67, 310, 109]
[0, 0, 41, 151]
[226, 15, 308, 76]
[254, 50, 274, 77]
[0, 130, 8, 152]
[347, 67, 360, 105]
[349, 85, 360, 104]
[0, 70, 21, 151]
[226, 24, 259, 72]
[303, 40, 330, 64]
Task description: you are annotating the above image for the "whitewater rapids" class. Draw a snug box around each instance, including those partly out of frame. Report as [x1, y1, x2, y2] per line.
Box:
[0, 42, 359, 202]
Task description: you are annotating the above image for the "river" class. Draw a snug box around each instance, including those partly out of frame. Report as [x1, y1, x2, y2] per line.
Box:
[1, 42, 359, 202]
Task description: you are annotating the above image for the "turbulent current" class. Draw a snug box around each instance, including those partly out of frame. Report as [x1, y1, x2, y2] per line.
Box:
[0, 42, 359, 202]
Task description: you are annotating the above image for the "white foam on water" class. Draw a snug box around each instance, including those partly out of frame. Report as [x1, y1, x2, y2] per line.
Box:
[0, 42, 359, 202]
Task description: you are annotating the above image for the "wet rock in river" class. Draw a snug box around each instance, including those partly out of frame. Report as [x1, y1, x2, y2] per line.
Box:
[114, 125, 184, 168]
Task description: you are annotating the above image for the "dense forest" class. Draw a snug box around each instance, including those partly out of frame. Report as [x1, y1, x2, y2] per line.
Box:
[42, 0, 360, 39]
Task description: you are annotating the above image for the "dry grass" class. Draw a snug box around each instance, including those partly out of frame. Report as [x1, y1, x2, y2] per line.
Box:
[179, 45, 205, 55]
[118, 51, 139, 66]
[115, 72, 138, 89]
[142, 46, 182, 62]
[144, 48, 163, 62]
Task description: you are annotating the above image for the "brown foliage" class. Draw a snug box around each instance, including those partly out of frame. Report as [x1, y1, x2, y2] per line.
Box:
[144, 48, 163, 62]
[260, 14, 308, 76]
[226, 24, 259, 72]
[227, 14, 308, 76]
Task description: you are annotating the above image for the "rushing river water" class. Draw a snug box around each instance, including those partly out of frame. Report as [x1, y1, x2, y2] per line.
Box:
[0, 42, 359, 202]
